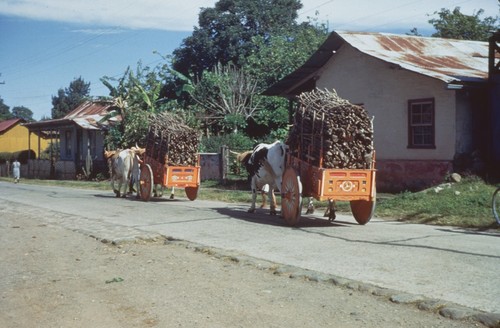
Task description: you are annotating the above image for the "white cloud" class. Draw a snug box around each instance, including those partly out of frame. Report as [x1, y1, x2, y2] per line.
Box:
[0, 0, 498, 32]
[0, 0, 216, 31]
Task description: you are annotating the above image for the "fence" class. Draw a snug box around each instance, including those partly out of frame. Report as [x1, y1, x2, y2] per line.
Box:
[0, 147, 233, 182]
[0, 160, 76, 180]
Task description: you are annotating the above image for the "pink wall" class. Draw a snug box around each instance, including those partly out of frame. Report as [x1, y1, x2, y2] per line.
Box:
[376, 160, 452, 192]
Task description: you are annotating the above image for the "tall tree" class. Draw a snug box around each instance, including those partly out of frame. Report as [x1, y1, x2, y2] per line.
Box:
[166, 1, 327, 139]
[0, 96, 12, 120]
[11, 106, 34, 122]
[172, 0, 303, 78]
[51, 77, 90, 119]
[429, 7, 499, 41]
[243, 22, 328, 90]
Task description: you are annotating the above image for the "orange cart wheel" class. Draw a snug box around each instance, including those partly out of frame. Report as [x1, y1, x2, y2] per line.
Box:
[281, 167, 302, 226]
[140, 164, 154, 202]
[185, 186, 199, 201]
[350, 199, 376, 225]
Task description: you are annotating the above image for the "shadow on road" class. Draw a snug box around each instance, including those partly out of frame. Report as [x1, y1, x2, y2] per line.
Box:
[214, 206, 354, 228]
[436, 227, 500, 237]
[93, 193, 184, 203]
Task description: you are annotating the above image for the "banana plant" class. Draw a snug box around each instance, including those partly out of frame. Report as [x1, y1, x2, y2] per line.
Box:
[99, 67, 132, 123]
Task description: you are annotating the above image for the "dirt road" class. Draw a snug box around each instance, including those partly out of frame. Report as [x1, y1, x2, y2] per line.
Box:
[0, 202, 490, 328]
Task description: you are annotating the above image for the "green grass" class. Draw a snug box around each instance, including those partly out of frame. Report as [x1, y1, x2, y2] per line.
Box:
[376, 176, 498, 229]
[0, 177, 110, 190]
[1, 176, 498, 229]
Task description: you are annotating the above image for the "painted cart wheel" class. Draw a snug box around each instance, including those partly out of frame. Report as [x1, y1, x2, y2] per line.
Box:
[281, 167, 303, 226]
[185, 186, 199, 201]
[350, 198, 376, 225]
[139, 164, 154, 202]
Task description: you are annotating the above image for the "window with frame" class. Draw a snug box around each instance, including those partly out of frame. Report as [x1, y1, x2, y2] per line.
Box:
[408, 98, 435, 148]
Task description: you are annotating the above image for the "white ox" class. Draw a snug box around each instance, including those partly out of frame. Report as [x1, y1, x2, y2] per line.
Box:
[239, 141, 287, 215]
[104, 148, 144, 198]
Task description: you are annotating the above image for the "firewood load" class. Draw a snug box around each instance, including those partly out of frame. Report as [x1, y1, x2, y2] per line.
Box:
[286, 88, 374, 169]
[147, 112, 199, 166]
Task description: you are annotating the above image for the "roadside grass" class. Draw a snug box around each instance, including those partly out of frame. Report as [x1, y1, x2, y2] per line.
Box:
[375, 176, 498, 230]
[1, 175, 498, 229]
[0, 177, 110, 191]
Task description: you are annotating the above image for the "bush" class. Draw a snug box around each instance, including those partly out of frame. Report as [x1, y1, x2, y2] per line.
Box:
[0, 152, 10, 164]
[0, 150, 36, 164]
[200, 133, 256, 153]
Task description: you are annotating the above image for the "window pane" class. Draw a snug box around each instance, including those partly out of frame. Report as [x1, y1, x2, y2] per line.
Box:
[412, 126, 433, 146]
[421, 104, 432, 124]
[412, 110, 421, 124]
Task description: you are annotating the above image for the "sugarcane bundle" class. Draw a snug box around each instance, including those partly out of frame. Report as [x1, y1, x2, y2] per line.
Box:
[287, 88, 374, 169]
[146, 112, 199, 166]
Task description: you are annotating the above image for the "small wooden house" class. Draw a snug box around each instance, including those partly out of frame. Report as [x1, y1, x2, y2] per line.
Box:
[24, 100, 119, 179]
[265, 31, 494, 192]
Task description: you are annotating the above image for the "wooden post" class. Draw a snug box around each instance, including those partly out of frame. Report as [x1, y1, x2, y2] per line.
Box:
[220, 145, 228, 183]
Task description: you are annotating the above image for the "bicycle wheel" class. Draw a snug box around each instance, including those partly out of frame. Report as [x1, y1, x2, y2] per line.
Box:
[493, 187, 500, 225]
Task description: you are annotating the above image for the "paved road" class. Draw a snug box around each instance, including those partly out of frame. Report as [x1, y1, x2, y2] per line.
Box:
[1, 181, 499, 314]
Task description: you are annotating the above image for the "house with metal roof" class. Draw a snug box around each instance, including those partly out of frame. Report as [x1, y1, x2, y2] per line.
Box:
[264, 31, 496, 191]
[0, 118, 50, 157]
[24, 100, 119, 179]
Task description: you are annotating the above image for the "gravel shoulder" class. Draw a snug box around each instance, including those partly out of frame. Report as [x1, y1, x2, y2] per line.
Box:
[0, 204, 489, 328]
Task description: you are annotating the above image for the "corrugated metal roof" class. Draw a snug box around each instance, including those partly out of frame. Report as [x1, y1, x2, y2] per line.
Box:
[0, 118, 23, 134]
[64, 100, 114, 119]
[24, 100, 119, 130]
[64, 100, 118, 130]
[264, 31, 492, 97]
[343, 31, 489, 83]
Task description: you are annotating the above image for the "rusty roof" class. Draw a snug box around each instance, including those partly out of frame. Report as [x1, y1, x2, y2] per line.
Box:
[64, 100, 118, 130]
[0, 118, 24, 134]
[264, 31, 492, 97]
[344, 31, 489, 82]
[64, 100, 114, 119]
[25, 100, 119, 130]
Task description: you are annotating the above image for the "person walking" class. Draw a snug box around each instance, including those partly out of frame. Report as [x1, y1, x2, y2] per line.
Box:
[12, 159, 20, 183]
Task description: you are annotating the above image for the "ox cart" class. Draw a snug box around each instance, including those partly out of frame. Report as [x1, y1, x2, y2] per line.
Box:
[139, 118, 200, 202]
[280, 89, 376, 226]
[280, 150, 376, 226]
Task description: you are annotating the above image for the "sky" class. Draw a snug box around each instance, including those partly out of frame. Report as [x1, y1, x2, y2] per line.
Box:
[0, 0, 498, 121]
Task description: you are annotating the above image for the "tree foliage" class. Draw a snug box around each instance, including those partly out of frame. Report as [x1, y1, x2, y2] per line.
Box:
[0, 97, 12, 121]
[0, 97, 34, 122]
[11, 106, 34, 122]
[429, 7, 499, 41]
[172, 0, 303, 78]
[191, 63, 261, 133]
[241, 21, 328, 139]
[244, 22, 327, 89]
[51, 77, 90, 119]
[100, 60, 193, 149]
[167, 1, 328, 140]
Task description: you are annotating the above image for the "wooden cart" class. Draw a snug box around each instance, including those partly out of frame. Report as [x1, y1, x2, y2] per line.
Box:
[280, 151, 376, 226]
[139, 126, 200, 202]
